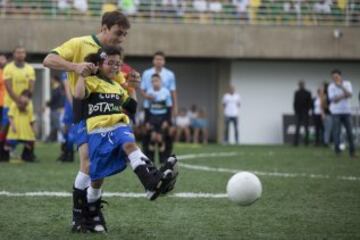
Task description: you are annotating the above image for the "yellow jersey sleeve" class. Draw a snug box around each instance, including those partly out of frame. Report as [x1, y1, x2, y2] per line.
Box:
[27, 65, 35, 81]
[3, 64, 13, 80]
[51, 38, 80, 62]
[84, 76, 99, 96]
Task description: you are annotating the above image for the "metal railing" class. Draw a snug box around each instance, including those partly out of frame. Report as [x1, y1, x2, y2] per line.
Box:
[0, 0, 359, 26]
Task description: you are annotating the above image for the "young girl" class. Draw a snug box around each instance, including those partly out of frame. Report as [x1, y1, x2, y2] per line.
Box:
[5, 89, 36, 162]
[74, 47, 178, 233]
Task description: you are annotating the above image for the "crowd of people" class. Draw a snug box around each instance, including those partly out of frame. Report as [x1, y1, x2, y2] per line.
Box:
[293, 69, 358, 158]
[1, 0, 359, 24]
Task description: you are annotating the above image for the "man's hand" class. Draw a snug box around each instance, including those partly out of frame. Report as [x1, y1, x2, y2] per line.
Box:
[74, 63, 96, 77]
[11, 124, 16, 133]
[127, 70, 141, 89]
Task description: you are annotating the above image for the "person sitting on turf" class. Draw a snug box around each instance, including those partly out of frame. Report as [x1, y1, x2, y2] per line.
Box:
[74, 46, 178, 233]
[144, 73, 173, 164]
[5, 89, 36, 162]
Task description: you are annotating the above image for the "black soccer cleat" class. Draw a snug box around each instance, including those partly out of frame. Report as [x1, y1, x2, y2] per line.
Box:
[83, 198, 108, 233]
[71, 188, 87, 233]
[146, 168, 177, 201]
[159, 155, 178, 194]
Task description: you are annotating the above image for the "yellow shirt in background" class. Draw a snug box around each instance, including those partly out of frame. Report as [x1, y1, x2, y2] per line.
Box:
[3, 62, 35, 107]
[7, 102, 36, 141]
[51, 35, 125, 95]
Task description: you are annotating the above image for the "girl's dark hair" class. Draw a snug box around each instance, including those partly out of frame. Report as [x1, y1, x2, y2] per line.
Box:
[84, 46, 123, 65]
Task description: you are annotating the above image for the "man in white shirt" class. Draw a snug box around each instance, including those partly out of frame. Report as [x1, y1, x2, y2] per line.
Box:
[328, 69, 356, 157]
[222, 85, 241, 144]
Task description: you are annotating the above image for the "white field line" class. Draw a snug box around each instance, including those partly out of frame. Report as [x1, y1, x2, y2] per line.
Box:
[177, 152, 360, 181]
[0, 191, 227, 198]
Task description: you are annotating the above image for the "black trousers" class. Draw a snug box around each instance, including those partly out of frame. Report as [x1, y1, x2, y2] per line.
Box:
[294, 113, 309, 146]
[313, 114, 324, 145]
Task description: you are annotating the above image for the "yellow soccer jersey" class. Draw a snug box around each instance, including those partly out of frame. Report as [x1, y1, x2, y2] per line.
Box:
[3, 62, 35, 107]
[85, 75, 130, 132]
[7, 102, 36, 141]
[51, 35, 125, 94]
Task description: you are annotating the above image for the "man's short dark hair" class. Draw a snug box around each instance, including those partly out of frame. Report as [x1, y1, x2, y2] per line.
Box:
[101, 11, 130, 30]
[153, 51, 165, 58]
[331, 69, 342, 75]
[13, 46, 25, 53]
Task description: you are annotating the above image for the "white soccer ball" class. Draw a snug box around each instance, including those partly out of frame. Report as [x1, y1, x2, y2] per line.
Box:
[226, 171, 262, 206]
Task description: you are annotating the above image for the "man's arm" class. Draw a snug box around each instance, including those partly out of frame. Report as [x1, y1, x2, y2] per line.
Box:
[43, 53, 95, 77]
[4, 80, 20, 104]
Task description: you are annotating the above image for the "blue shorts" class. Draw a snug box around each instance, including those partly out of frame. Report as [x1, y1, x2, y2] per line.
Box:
[191, 118, 208, 129]
[1, 107, 9, 126]
[62, 100, 73, 126]
[88, 124, 135, 180]
[73, 120, 88, 148]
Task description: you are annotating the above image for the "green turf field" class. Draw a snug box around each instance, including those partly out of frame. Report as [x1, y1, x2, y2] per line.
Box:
[0, 143, 360, 240]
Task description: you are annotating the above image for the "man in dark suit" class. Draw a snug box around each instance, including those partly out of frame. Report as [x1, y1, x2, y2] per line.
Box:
[293, 80, 312, 146]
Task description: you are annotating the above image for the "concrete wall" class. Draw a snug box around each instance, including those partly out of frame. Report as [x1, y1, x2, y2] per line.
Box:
[230, 60, 360, 144]
[0, 18, 360, 59]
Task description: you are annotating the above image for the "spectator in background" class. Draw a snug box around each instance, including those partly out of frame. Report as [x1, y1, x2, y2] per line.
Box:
[223, 85, 241, 144]
[58, 72, 74, 162]
[5, 90, 36, 162]
[313, 0, 331, 22]
[143, 73, 173, 164]
[189, 104, 198, 133]
[313, 88, 324, 146]
[141, 51, 177, 162]
[46, 75, 65, 142]
[119, 0, 138, 15]
[73, 0, 88, 14]
[102, 0, 118, 14]
[193, 108, 208, 144]
[328, 69, 356, 157]
[0, 46, 35, 162]
[322, 82, 332, 146]
[233, 0, 249, 21]
[293, 80, 312, 146]
[175, 108, 191, 143]
[0, 54, 8, 128]
[58, 0, 71, 15]
[193, 0, 208, 12]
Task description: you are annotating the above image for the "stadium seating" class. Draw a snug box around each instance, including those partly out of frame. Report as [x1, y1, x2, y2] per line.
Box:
[0, 0, 359, 26]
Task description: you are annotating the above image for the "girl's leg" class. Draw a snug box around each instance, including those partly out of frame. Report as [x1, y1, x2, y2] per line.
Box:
[123, 142, 177, 201]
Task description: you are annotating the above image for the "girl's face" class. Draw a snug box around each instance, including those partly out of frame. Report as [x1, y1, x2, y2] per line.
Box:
[101, 54, 122, 79]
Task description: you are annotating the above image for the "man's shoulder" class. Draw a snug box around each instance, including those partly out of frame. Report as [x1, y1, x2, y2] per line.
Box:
[143, 68, 154, 75]
[163, 67, 175, 76]
[3, 62, 14, 71]
[24, 63, 34, 71]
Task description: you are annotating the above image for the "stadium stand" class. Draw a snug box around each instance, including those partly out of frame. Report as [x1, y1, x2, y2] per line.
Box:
[0, 0, 359, 26]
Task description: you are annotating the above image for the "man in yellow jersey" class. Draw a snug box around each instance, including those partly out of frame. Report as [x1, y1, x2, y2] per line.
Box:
[0, 47, 35, 162]
[42, 11, 140, 232]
